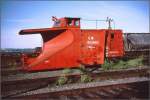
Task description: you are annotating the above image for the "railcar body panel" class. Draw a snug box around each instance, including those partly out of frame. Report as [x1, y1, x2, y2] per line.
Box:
[80, 30, 106, 65]
[106, 30, 124, 57]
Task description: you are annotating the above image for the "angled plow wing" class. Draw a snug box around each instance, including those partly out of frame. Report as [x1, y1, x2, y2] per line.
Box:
[24, 30, 74, 69]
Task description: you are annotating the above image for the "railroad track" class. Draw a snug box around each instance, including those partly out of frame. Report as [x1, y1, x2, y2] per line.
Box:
[2, 66, 149, 84]
[2, 66, 149, 99]
[12, 77, 149, 99]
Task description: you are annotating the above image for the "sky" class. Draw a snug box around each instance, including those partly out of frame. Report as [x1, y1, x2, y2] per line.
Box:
[1, 1, 149, 48]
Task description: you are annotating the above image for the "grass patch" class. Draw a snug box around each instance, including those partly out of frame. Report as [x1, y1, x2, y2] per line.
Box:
[56, 76, 68, 86]
[102, 56, 144, 70]
[56, 68, 72, 86]
[77, 64, 93, 83]
[102, 59, 114, 70]
[80, 74, 92, 83]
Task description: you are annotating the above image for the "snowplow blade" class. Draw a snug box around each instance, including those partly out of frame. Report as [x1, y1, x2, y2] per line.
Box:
[29, 30, 74, 68]
[20, 29, 74, 71]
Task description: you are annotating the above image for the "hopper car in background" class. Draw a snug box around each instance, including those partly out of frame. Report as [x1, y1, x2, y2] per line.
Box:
[19, 16, 150, 71]
[123, 33, 150, 51]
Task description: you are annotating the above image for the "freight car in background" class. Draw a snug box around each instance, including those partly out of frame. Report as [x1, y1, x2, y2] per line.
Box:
[123, 33, 150, 51]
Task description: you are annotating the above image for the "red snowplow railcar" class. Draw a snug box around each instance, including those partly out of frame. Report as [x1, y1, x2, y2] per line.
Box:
[19, 17, 124, 71]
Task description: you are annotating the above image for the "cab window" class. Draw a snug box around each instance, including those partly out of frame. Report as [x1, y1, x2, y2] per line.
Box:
[68, 19, 73, 26]
[75, 20, 79, 26]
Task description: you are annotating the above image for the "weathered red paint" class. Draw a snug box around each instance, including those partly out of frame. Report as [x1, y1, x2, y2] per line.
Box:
[19, 17, 124, 71]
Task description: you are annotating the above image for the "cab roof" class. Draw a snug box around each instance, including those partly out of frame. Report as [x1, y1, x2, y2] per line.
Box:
[64, 17, 80, 20]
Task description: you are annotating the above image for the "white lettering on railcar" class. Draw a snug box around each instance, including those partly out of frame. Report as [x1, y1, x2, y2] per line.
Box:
[87, 35, 99, 49]
[87, 36, 99, 45]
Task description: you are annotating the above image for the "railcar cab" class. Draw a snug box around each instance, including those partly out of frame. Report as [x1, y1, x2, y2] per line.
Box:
[52, 16, 80, 28]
